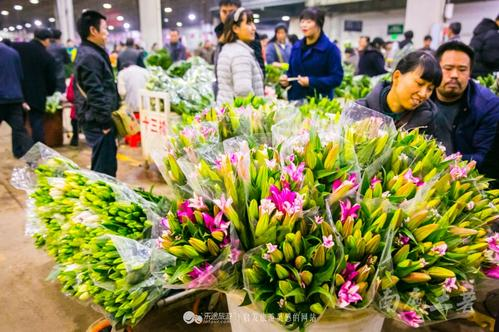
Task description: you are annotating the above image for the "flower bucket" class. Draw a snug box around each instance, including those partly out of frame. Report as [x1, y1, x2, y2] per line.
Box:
[226, 291, 384, 332]
[43, 109, 63, 147]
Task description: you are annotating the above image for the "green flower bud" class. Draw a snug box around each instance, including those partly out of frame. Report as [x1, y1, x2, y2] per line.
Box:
[295, 256, 307, 270]
[310, 303, 324, 315]
[283, 242, 295, 262]
[275, 264, 289, 279]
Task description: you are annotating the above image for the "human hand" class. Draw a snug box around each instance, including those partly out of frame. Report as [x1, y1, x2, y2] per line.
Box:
[297, 75, 309, 87]
[22, 102, 31, 111]
[279, 74, 289, 87]
[102, 128, 111, 135]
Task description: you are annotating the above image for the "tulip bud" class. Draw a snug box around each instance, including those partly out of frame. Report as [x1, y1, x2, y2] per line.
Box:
[293, 231, 302, 255]
[342, 217, 354, 238]
[279, 280, 293, 294]
[466, 252, 483, 266]
[283, 242, 295, 262]
[406, 209, 429, 231]
[249, 199, 259, 221]
[285, 233, 295, 243]
[381, 275, 399, 289]
[394, 245, 410, 264]
[244, 268, 262, 284]
[427, 267, 455, 279]
[305, 143, 317, 169]
[275, 264, 289, 279]
[402, 272, 431, 283]
[255, 214, 270, 237]
[295, 256, 307, 270]
[312, 245, 325, 268]
[183, 245, 201, 259]
[365, 234, 380, 254]
[336, 273, 345, 286]
[310, 303, 324, 315]
[167, 246, 186, 258]
[324, 142, 339, 170]
[211, 231, 225, 242]
[321, 222, 333, 237]
[189, 238, 209, 254]
[207, 238, 220, 256]
[449, 227, 479, 237]
[270, 249, 284, 263]
[300, 271, 313, 286]
[356, 265, 371, 283]
[413, 224, 439, 242]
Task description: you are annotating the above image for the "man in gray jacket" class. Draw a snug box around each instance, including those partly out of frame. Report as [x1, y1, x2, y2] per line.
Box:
[117, 37, 145, 71]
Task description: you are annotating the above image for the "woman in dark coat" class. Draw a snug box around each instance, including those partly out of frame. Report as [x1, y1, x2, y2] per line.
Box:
[357, 37, 387, 77]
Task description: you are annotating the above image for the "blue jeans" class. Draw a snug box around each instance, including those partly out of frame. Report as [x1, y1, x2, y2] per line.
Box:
[0, 103, 33, 158]
[83, 127, 117, 177]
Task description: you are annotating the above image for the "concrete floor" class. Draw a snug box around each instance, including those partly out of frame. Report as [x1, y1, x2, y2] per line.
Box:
[0, 123, 493, 332]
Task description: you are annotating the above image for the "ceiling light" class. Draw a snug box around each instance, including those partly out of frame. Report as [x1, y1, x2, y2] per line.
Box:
[164, 7, 172, 13]
[188, 14, 196, 21]
[123, 22, 130, 29]
[116, 15, 124, 21]
[254, 18, 260, 24]
[103, 3, 112, 9]
[176, 22, 183, 27]
[1, 10, 8, 16]
[9, 26, 15, 31]
[82, 8, 88, 13]
[16, 25, 23, 30]
[282, 15, 290, 21]
[25, 23, 32, 28]
[34, 19, 42, 26]
[108, 25, 114, 30]
[164, 18, 169, 23]
[49, 17, 55, 23]
[30, 0, 39, 4]
[3, 28, 8, 32]
[14, 5, 23, 11]
[253, 13, 260, 19]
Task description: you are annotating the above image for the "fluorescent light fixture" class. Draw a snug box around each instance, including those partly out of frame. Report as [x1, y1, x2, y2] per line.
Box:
[14, 5, 23, 11]
[164, 18, 169, 22]
[123, 22, 130, 29]
[164, 7, 172, 13]
[188, 13, 196, 21]
[108, 25, 114, 30]
[16, 25, 23, 30]
[9, 26, 15, 31]
[253, 13, 260, 18]
[282, 15, 290, 21]
[1, 10, 9, 16]
[30, 0, 40, 4]
[34, 19, 42, 26]
[49, 17, 56, 23]
[254, 18, 260, 23]
[116, 15, 124, 21]
[25, 23, 32, 28]
[103, 3, 112, 9]
[176, 21, 183, 27]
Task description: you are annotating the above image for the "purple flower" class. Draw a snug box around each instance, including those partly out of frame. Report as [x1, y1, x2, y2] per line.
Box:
[160, 217, 170, 230]
[180, 127, 196, 139]
[188, 263, 217, 288]
[283, 162, 305, 184]
[339, 200, 360, 223]
[342, 262, 360, 281]
[444, 152, 462, 162]
[485, 265, 499, 279]
[333, 173, 358, 192]
[443, 277, 458, 292]
[370, 176, 382, 188]
[430, 243, 448, 256]
[404, 169, 424, 187]
[398, 311, 424, 328]
[337, 281, 363, 308]
[487, 233, 499, 253]
[188, 193, 206, 210]
[229, 152, 239, 165]
[202, 211, 230, 235]
[266, 243, 278, 254]
[268, 184, 303, 215]
[450, 164, 468, 181]
[177, 200, 195, 222]
[214, 158, 222, 170]
[314, 216, 324, 225]
[322, 235, 334, 249]
[399, 235, 410, 245]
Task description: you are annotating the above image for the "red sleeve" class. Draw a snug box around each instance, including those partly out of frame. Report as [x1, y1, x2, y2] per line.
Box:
[66, 75, 75, 103]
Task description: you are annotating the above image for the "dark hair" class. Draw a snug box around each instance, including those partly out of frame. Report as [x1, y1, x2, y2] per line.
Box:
[126, 37, 134, 47]
[395, 50, 442, 87]
[219, 0, 241, 7]
[371, 37, 384, 49]
[424, 35, 432, 41]
[34, 28, 52, 40]
[260, 34, 268, 40]
[275, 23, 288, 34]
[404, 30, 414, 40]
[449, 22, 461, 35]
[299, 7, 325, 30]
[345, 47, 355, 55]
[360, 35, 370, 43]
[170, 28, 180, 34]
[435, 41, 475, 69]
[52, 29, 62, 40]
[77, 10, 106, 40]
[2, 38, 12, 46]
[289, 34, 299, 45]
[221, 9, 254, 44]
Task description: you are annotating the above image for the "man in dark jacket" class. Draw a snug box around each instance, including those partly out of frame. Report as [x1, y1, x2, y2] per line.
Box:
[13, 28, 57, 143]
[48, 29, 71, 93]
[470, 16, 499, 77]
[118, 37, 145, 71]
[0, 43, 33, 158]
[213, 0, 264, 96]
[432, 41, 499, 184]
[165, 29, 187, 62]
[356, 37, 387, 77]
[75, 10, 120, 177]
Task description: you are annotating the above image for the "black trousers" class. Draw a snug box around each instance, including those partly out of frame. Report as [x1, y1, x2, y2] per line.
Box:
[83, 127, 118, 177]
[0, 103, 33, 158]
[28, 108, 45, 143]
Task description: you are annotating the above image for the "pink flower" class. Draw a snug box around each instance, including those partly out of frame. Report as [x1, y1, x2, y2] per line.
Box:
[339, 200, 360, 223]
[314, 216, 324, 225]
[444, 152, 462, 162]
[323, 235, 334, 249]
[259, 198, 276, 215]
[484, 265, 499, 279]
[333, 173, 359, 192]
[337, 281, 363, 308]
[370, 176, 382, 188]
[268, 185, 303, 215]
[487, 233, 499, 253]
[265, 159, 277, 169]
[160, 217, 169, 230]
[404, 169, 424, 186]
[214, 194, 233, 214]
[229, 152, 239, 165]
[450, 164, 468, 181]
[230, 247, 242, 264]
[342, 262, 360, 281]
[266, 243, 278, 254]
[177, 200, 195, 222]
[180, 127, 196, 139]
[214, 158, 222, 170]
[430, 243, 448, 256]
[283, 162, 305, 183]
[398, 235, 410, 245]
[202, 211, 230, 235]
[443, 277, 458, 292]
[188, 263, 217, 288]
[188, 193, 206, 210]
[398, 311, 424, 328]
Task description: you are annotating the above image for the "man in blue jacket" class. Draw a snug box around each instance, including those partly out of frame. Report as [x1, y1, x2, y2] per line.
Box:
[432, 41, 499, 185]
[0, 42, 33, 158]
